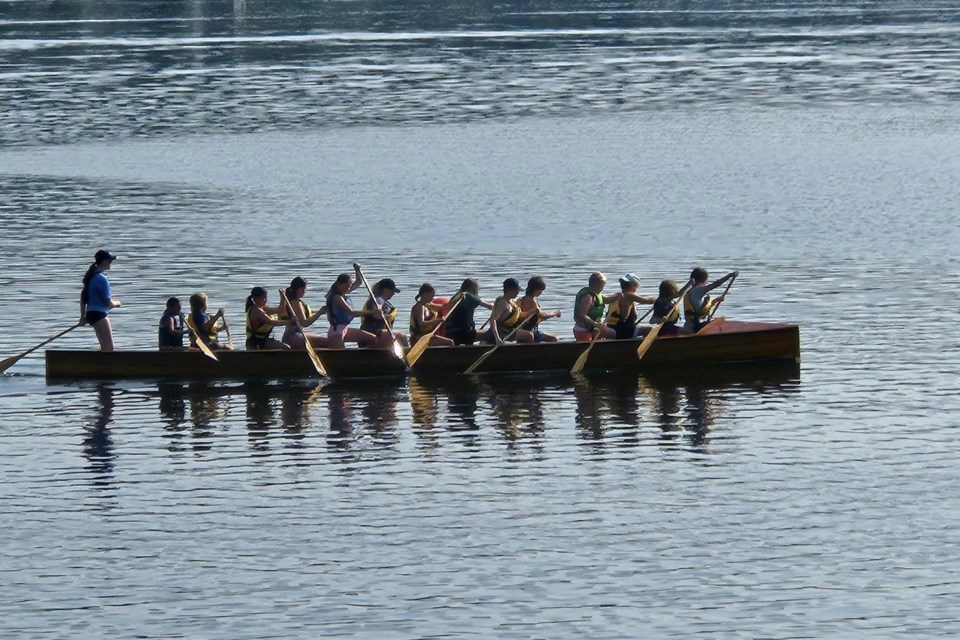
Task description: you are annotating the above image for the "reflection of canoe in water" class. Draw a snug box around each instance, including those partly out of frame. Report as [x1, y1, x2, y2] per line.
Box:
[46, 320, 799, 381]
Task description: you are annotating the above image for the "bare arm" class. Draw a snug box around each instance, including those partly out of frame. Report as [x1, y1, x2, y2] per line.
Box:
[704, 271, 739, 293]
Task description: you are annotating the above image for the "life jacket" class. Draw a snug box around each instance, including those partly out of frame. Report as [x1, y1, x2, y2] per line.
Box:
[278, 298, 312, 325]
[158, 311, 183, 348]
[574, 287, 604, 326]
[188, 311, 217, 346]
[683, 290, 714, 326]
[325, 291, 353, 326]
[409, 304, 438, 340]
[246, 306, 274, 343]
[495, 297, 522, 332]
[361, 297, 397, 333]
[653, 297, 681, 324]
[605, 296, 638, 328]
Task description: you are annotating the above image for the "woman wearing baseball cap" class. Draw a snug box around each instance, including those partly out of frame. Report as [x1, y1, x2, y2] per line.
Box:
[80, 249, 121, 351]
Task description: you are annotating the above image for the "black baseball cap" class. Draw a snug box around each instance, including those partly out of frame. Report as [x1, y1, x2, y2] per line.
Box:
[94, 250, 117, 262]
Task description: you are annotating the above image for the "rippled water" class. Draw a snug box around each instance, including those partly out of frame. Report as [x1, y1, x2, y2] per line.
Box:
[2, 1, 960, 637]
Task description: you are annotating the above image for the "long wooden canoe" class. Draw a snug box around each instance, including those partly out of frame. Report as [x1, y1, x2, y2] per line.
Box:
[45, 320, 799, 381]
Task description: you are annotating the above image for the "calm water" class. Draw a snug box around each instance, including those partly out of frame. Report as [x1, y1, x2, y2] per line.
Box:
[2, 1, 960, 637]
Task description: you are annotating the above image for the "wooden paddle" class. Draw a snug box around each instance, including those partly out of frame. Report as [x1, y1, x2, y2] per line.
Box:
[707, 272, 738, 321]
[635, 280, 695, 361]
[354, 265, 407, 365]
[405, 295, 462, 369]
[278, 289, 327, 377]
[570, 326, 602, 375]
[222, 314, 234, 349]
[184, 315, 220, 362]
[464, 310, 534, 374]
[0, 322, 82, 373]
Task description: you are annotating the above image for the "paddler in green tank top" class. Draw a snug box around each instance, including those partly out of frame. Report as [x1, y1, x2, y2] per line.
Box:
[573, 272, 616, 341]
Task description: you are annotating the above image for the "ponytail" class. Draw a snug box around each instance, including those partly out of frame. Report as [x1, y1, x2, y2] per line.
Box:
[80, 262, 97, 304]
[246, 286, 267, 311]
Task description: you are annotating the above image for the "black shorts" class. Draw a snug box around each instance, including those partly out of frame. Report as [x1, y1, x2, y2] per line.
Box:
[85, 311, 108, 325]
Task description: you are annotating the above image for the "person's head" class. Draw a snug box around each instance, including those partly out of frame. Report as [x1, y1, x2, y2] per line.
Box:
[502, 278, 521, 298]
[93, 249, 117, 270]
[459, 278, 479, 296]
[526, 276, 546, 297]
[375, 278, 400, 300]
[659, 279, 679, 298]
[331, 273, 353, 295]
[416, 283, 436, 303]
[690, 267, 709, 284]
[246, 286, 268, 310]
[618, 273, 640, 292]
[166, 297, 181, 313]
[588, 271, 607, 293]
[189, 292, 208, 313]
[286, 276, 308, 300]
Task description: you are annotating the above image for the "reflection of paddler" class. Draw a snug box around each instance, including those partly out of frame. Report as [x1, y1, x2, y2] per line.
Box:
[408, 379, 439, 429]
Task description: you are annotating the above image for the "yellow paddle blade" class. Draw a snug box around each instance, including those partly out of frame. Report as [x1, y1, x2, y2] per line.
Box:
[636, 322, 664, 361]
[303, 338, 327, 376]
[392, 340, 406, 361]
[194, 336, 219, 362]
[405, 337, 431, 368]
[570, 341, 596, 375]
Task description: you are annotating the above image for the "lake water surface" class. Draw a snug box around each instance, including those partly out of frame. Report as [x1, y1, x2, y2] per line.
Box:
[2, 1, 960, 638]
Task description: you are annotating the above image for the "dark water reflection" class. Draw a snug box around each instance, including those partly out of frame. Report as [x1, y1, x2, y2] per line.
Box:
[82, 384, 117, 489]
[118, 364, 801, 460]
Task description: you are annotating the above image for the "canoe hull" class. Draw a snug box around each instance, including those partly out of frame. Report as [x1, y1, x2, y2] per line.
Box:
[46, 320, 799, 381]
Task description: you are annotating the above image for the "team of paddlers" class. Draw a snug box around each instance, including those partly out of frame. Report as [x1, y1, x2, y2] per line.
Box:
[79, 250, 737, 353]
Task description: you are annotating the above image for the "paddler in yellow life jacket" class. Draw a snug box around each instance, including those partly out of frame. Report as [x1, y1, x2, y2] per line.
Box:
[245, 286, 290, 350]
[278, 276, 329, 350]
[604, 273, 658, 339]
[573, 272, 616, 341]
[187, 292, 231, 351]
[651, 279, 693, 336]
[683, 267, 738, 331]
[409, 283, 454, 347]
[518, 276, 561, 343]
[479, 278, 534, 344]
[360, 278, 410, 349]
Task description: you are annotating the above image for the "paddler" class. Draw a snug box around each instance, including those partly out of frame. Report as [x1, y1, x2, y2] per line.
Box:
[684, 268, 738, 331]
[573, 272, 615, 341]
[79, 249, 121, 351]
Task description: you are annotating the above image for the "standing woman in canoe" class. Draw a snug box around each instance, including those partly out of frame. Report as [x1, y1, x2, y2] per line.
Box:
[245, 286, 289, 350]
[443, 278, 495, 346]
[80, 249, 121, 351]
[280, 276, 329, 349]
[324, 264, 377, 350]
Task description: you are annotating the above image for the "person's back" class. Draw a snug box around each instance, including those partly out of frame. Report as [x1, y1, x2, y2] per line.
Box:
[158, 297, 184, 349]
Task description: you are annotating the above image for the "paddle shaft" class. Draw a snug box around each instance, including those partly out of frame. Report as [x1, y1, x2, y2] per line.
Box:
[707, 273, 738, 321]
[0, 323, 82, 373]
[279, 289, 327, 376]
[464, 310, 536, 374]
[355, 266, 407, 365]
[406, 295, 463, 368]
